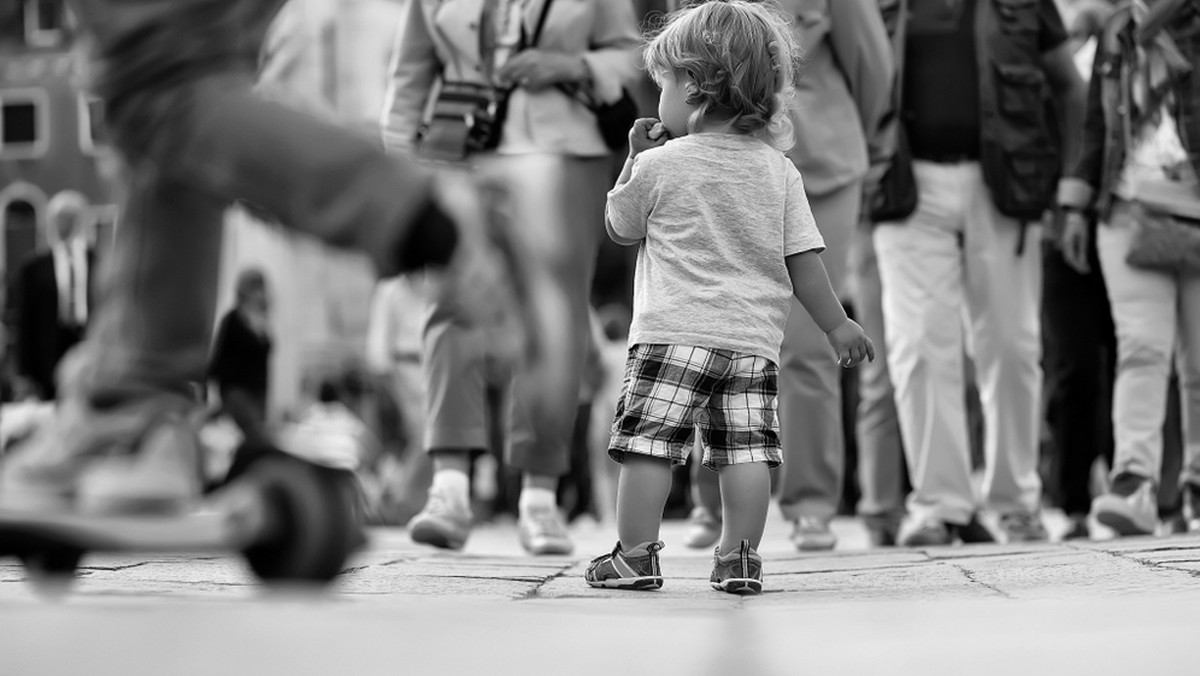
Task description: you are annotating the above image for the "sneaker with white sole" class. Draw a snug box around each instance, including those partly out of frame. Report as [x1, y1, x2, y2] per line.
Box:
[407, 484, 472, 550]
[585, 540, 664, 590]
[1092, 473, 1157, 537]
[682, 506, 721, 549]
[518, 505, 574, 555]
[0, 394, 203, 516]
[711, 539, 763, 595]
[791, 515, 837, 552]
[998, 510, 1048, 543]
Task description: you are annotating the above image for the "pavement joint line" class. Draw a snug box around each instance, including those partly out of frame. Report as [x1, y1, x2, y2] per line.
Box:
[435, 574, 548, 584]
[1087, 546, 1200, 579]
[948, 562, 1014, 599]
[78, 562, 152, 572]
[770, 562, 927, 577]
[517, 561, 576, 601]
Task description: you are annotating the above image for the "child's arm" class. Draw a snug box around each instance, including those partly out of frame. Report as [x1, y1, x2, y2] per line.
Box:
[605, 119, 669, 246]
[786, 251, 875, 367]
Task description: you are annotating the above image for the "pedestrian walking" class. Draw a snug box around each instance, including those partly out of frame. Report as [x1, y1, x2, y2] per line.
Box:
[871, 0, 1087, 546]
[383, 0, 642, 555]
[680, 0, 897, 553]
[1057, 0, 1200, 537]
[0, 0, 469, 516]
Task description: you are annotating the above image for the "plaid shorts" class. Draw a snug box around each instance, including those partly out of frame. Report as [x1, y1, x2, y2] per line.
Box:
[608, 344, 783, 469]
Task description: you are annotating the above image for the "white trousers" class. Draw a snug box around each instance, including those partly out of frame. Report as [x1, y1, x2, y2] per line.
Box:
[873, 161, 1043, 524]
[1097, 201, 1200, 488]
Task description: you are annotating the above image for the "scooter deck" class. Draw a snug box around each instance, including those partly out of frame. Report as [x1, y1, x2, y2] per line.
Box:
[0, 483, 270, 555]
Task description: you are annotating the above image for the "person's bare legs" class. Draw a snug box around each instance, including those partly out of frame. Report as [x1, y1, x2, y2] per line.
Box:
[616, 455, 674, 548]
[717, 462, 771, 554]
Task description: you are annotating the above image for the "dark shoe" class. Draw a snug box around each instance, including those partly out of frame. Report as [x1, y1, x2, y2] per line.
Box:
[1061, 514, 1090, 541]
[998, 510, 1048, 543]
[1092, 473, 1157, 537]
[585, 541, 664, 590]
[950, 515, 996, 543]
[710, 539, 763, 595]
[862, 512, 902, 548]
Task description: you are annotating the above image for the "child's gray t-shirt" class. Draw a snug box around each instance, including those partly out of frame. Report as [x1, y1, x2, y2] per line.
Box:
[606, 133, 825, 364]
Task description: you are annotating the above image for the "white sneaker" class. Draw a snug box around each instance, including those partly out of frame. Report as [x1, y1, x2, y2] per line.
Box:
[518, 505, 574, 555]
[791, 516, 837, 551]
[682, 506, 721, 549]
[0, 397, 201, 515]
[1092, 473, 1157, 537]
[408, 484, 473, 550]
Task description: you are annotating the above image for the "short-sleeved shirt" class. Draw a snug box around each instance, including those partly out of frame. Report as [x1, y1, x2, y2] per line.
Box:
[904, 0, 1069, 161]
[606, 133, 825, 364]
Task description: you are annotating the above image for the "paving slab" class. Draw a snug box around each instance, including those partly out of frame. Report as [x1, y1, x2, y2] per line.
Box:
[2, 516, 1199, 675]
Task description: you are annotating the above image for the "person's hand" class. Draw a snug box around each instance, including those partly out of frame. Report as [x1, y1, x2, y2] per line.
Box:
[861, 161, 889, 215]
[628, 118, 670, 157]
[1060, 210, 1090, 274]
[498, 50, 587, 91]
[826, 319, 875, 368]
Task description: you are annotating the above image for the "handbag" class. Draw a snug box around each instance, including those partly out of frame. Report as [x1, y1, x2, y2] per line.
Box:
[868, 0, 919, 223]
[1124, 204, 1200, 273]
[538, 0, 637, 151]
[416, 80, 511, 163]
[1124, 179, 1200, 273]
[869, 125, 919, 222]
[416, 0, 555, 163]
[587, 89, 640, 151]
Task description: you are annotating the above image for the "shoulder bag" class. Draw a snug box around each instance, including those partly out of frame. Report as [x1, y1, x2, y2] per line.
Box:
[416, 0, 554, 163]
[867, 0, 919, 223]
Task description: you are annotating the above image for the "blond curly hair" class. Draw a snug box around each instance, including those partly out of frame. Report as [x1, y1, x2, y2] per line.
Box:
[644, 0, 801, 151]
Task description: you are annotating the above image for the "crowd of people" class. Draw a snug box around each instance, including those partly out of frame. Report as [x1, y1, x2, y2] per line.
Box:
[0, 0, 1198, 595]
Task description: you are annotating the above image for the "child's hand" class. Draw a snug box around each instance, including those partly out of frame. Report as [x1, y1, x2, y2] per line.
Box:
[628, 118, 670, 157]
[826, 319, 875, 368]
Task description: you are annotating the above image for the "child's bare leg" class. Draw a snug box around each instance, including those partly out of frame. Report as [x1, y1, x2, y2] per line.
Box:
[617, 455, 674, 548]
[717, 462, 771, 554]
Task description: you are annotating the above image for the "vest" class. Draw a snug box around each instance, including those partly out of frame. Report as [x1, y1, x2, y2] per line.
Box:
[905, 0, 1062, 220]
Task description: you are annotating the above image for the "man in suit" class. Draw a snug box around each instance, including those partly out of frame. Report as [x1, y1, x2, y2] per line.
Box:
[11, 190, 96, 401]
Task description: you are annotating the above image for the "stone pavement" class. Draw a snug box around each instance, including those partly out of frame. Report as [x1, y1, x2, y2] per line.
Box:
[2, 515, 1199, 675]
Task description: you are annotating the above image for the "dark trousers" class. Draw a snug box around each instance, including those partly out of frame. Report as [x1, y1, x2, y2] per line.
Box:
[1042, 241, 1116, 516]
[1042, 242, 1184, 516]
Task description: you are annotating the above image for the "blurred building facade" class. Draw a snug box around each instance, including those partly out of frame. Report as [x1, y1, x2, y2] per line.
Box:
[0, 0, 120, 287]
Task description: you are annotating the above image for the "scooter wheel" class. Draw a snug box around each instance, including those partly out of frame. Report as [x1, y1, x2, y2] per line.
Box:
[242, 456, 360, 584]
[21, 547, 83, 595]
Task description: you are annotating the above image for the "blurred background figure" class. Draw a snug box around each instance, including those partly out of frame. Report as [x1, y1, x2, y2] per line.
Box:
[1041, 0, 1120, 542]
[872, 0, 1086, 546]
[363, 275, 432, 525]
[10, 190, 95, 402]
[681, 0, 896, 553]
[383, 0, 641, 555]
[1057, 0, 1200, 538]
[209, 268, 274, 445]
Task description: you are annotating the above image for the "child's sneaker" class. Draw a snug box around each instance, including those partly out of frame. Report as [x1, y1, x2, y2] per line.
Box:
[585, 540, 664, 590]
[710, 539, 763, 595]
